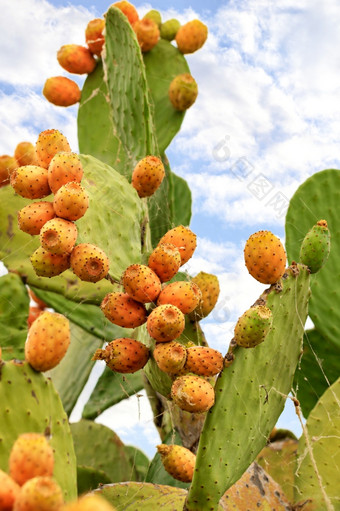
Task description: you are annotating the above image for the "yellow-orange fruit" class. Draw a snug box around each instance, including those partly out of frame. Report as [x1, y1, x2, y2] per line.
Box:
[133, 18, 160, 52]
[70, 243, 109, 282]
[27, 306, 44, 328]
[157, 281, 202, 314]
[153, 340, 187, 374]
[18, 201, 55, 235]
[147, 304, 185, 342]
[184, 346, 223, 376]
[0, 469, 20, 511]
[9, 433, 54, 486]
[112, 1, 139, 25]
[157, 444, 195, 483]
[92, 338, 149, 373]
[0, 155, 17, 187]
[85, 18, 105, 56]
[158, 225, 197, 265]
[47, 152, 83, 194]
[131, 155, 165, 198]
[57, 44, 96, 75]
[53, 182, 89, 221]
[14, 142, 37, 166]
[175, 19, 208, 54]
[35, 129, 71, 169]
[10, 165, 50, 199]
[122, 264, 161, 303]
[148, 243, 181, 282]
[30, 246, 71, 277]
[13, 476, 63, 511]
[189, 272, 220, 320]
[244, 230, 287, 284]
[43, 76, 81, 107]
[40, 218, 77, 255]
[101, 292, 147, 328]
[62, 494, 117, 511]
[168, 73, 198, 112]
[171, 374, 215, 413]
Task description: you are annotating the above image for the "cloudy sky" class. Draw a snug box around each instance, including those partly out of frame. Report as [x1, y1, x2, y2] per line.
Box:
[1, 0, 338, 457]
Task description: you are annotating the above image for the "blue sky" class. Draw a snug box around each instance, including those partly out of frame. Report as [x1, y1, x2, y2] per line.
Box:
[1, 0, 339, 457]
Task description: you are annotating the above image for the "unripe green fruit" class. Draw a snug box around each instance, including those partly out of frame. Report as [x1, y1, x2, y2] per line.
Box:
[299, 219, 330, 273]
[143, 9, 162, 27]
[160, 19, 181, 41]
[234, 305, 273, 348]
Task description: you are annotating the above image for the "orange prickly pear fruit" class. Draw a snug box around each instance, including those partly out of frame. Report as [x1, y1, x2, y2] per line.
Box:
[47, 152, 83, 193]
[57, 44, 96, 75]
[40, 218, 77, 255]
[171, 373, 215, 413]
[143, 9, 161, 27]
[10, 165, 50, 199]
[53, 182, 89, 221]
[70, 243, 109, 282]
[43, 76, 81, 107]
[0, 469, 20, 510]
[92, 338, 149, 373]
[13, 476, 63, 511]
[234, 305, 273, 348]
[158, 225, 197, 266]
[17, 201, 55, 235]
[62, 494, 117, 511]
[131, 155, 165, 198]
[133, 18, 160, 52]
[153, 340, 187, 374]
[157, 281, 202, 314]
[30, 246, 70, 277]
[27, 306, 44, 328]
[122, 264, 161, 303]
[35, 129, 71, 169]
[175, 19, 208, 54]
[184, 346, 223, 376]
[147, 304, 185, 342]
[169, 74, 198, 111]
[112, 1, 139, 25]
[148, 243, 181, 282]
[101, 292, 147, 328]
[25, 311, 70, 371]
[189, 272, 220, 320]
[244, 230, 287, 284]
[85, 18, 105, 56]
[9, 433, 54, 485]
[157, 444, 195, 483]
[0, 155, 17, 187]
[14, 142, 38, 166]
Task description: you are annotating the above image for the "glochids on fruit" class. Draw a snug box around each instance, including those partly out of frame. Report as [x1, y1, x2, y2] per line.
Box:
[122, 264, 161, 303]
[35, 129, 71, 169]
[147, 304, 185, 342]
[157, 281, 202, 314]
[153, 341, 187, 374]
[10, 165, 50, 199]
[175, 19, 208, 54]
[47, 152, 83, 194]
[234, 305, 273, 348]
[299, 219, 330, 274]
[158, 225, 197, 266]
[70, 243, 109, 282]
[57, 44, 96, 74]
[53, 182, 89, 221]
[14, 142, 37, 167]
[244, 230, 287, 284]
[169, 74, 198, 112]
[148, 243, 181, 282]
[40, 218, 77, 255]
[18, 201, 55, 235]
[189, 272, 220, 320]
[183, 346, 223, 377]
[131, 155, 165, 198]
[13, 476, 63, 511]
[101, 292, 147, 328]
[92, 338, 149, 373]
[43, 76, 81, 107]
[157, 444, 196, 483]
[9, 433, 54, 485]
[171, 373, 215, 413]
[30, 246, 70, 277]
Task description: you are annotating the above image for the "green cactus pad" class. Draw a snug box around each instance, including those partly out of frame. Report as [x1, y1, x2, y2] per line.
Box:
[0, 273, 29, 360]
[0, 360, 77, 501]
[125, 446, 150, 482]
[294, 377, 340, 509]
[77, 465, 111, 494]
[299, 220, 330, 274]
[186, 265, 310, 511]
[171, 172, 192, 227]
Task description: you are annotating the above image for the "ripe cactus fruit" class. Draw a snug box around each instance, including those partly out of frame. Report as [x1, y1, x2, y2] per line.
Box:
[171, 373, 215, 413]
[157, 444, 196, 483]
[53, 182, 89, 221]
[234, 305, 273, 348]
[148, 243, 181, 282]
[153, 340, 187, 374]
[25, 310, 70, 371]
[40, 218, 77, 255]
[160, 19, 181, 41]
[0, 469, 20, 511]
[47, 152, 83, 193]
[13, 476, 63, 511]
[92, 338, 149, 373]
[113, 1, 139, 26]
[62, 494, 117, 511]
[158, 225, 197, 266]
[43, 76, 81, 107]
[175, 19, 208, 54]
[100, 292, 147, 328]
[85, 18, 105, 56]
[0, 155, 17, 187]
[10, 165, 50, 199]
[14, 142, 37, 166]
[184, 346, 223, 376]
[169, 74, 198, 112]
[122, 264, 161, 303]
[35, 129, 71, 169]
[157, 281, 202, 314]
[131, 155, 165, 198]
[299, 219, 330, 273]
[147, 304, 185, 342]
[9, 433, 54, 485]
[18, 201, 55, 235]
[244, 230, 287, 284]
[57, 44, 96, 75]
[70, 243, 109, 282]
[189, 271, 220, 320]
[143, 9, 161, 27]
[133, 19, 160, 53]
[30, 246, 70, 277]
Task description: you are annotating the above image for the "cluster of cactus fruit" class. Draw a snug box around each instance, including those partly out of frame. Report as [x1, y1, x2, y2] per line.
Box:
[0, 2, 338, 511]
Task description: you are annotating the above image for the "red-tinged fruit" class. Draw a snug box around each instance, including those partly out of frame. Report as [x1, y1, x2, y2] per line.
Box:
[29, 289, 47, 309]
[85, 18, 105, 56]
[157, 444, 195, 483]
[175, 19, 208, 54]
[158, 225, 197, 265]
[244, 230, 287, 284]
[48, 152, 83, 193]
[234, 305, 273, 348]
[189, 271, 220, 320]
[101, 292, 147, 328]
[133, 18, 160, 52]
[35, 129, 71, 169]
[13, 476, 63, 511]
[43, 76, 81, 107]
[27, 306, 44, 328]
[9, 433, 54, 486]
[0, 469, 20, 511]
[14, 142, 37, 166]
[62, 494, 117, 511]
[148, 243, 181, 282]
[30, 246, 70, 277]
[92, 338, 149, 373]
[40, 218, 77, 255]
[10, 165, 50, 199]
[184, 346, 223, 376]
[70, 243, 109, 282]
[131, 155, 165, 198]
[169, 73, 198, 112]
[153, 340, 187, 374]
[171, 373, 215, 413]
[123, 264, 161, 303]
[112, 1, 139, 25]
[25, 310, 70, 371]
[18, 201, 55, 235]
[57, 44, 96, 75]
[0, 155, 17, 187]
[157, 281, 202, 314]
[147, 304, 185, 342]
[53, 182, 89, 221]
